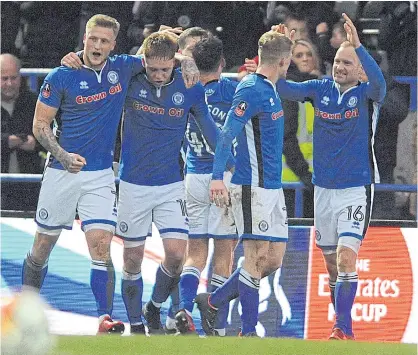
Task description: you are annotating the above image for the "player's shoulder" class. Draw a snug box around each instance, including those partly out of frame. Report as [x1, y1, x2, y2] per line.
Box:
[235, 74, 264, 98]
[218, 76, 238, 99]
[108, 53, 141, 64]
[44, 66, 74, 83]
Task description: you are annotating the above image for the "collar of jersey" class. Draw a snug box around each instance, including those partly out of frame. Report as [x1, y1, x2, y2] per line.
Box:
[334, 81, 361, 104]
[80, 60, 108, 83]
[204, 79, 219, 86]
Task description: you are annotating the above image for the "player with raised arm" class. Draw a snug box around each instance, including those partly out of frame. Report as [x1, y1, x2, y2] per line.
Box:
[115, 31, 234, 335]
[174, 33, 239, 336]
[275, 14, 386, 340]
[194, 26, 294, 337]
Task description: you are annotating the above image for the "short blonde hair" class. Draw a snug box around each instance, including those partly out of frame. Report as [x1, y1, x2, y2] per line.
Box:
[258, 31, 293, 64]
[86, 14, 120, 38]
[142, 32, 178, 60]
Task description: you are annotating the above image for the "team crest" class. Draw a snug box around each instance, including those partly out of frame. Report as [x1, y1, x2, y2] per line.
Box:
[119, 221, 128, 233]
[41, 83, 51, 99]
[172, 92, 184, 105]
[347, 96, 358, 108]
[107, 71, 119, 84]
[234, 101, 248, 117]
[258, 220, 269, 232]
[38, 208, 49, 220]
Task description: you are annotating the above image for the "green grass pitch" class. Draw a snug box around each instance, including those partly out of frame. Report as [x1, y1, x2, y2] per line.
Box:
[50, 335, 417, 355]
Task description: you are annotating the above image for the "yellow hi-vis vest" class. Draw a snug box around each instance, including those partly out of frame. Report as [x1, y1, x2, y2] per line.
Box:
[282, 101, 314, 182]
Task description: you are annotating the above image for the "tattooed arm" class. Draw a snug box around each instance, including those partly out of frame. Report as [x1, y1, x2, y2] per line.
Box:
[33, 100, 86, 173]
[175, 53, 200, 89]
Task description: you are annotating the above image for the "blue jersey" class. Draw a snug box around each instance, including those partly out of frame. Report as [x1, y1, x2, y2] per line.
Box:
[186, 77, 238, 174]
[120, 68, 222, 186]
[277, 45, 386, 189]
[38, 55, 144, 171]
[212, 73, 285, 189]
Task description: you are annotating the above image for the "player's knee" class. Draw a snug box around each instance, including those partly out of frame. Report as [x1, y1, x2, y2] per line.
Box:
[337, 247, 357, 272]
[87, 237, 112, 261]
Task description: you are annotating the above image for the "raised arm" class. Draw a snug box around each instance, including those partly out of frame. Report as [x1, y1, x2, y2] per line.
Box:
[342, 13, 386, 102]
[33, 101, 86, 173]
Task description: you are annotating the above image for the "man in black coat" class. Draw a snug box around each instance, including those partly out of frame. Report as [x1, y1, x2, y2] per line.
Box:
[1, 54, 45, 211]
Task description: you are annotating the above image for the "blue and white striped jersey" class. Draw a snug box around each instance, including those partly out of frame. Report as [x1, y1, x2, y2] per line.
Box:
[120, 68, 221, 186]
[186, 77, 238, 174]
[212, 73, 285, 189]
[38, 55, 144, 171]
[277, 45, 386, 189]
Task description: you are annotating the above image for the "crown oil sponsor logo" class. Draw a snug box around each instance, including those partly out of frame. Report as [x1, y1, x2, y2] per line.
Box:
[132, 101, 184, 117]
[76, 83, 122, 104]
[306, 227, 413, 341]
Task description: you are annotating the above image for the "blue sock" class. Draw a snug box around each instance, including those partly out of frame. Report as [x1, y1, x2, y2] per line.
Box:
[335, 272, 358, 336]
[238, 268, 259, 335]
[22, 252, 48, 290]
[209, 274, 228, 333]
[179, 266, 200, 314]
[90, 260, 115, 317]
[121, 270, 143, 325]
[151, 264, 178, 305]
[168, 283, 180, 319]
[210, 268, 240, 308]
[329, 280, 336, 310]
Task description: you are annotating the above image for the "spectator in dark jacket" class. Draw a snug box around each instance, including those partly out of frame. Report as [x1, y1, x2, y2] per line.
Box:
[1, 54, 45, 210]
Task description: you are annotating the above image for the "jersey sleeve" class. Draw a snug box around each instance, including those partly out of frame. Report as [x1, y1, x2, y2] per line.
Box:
[355, 45, 386, 103]
[212, 86, 261, 180]
[38, 68, 65, 108]
[276, 78, 321, 102]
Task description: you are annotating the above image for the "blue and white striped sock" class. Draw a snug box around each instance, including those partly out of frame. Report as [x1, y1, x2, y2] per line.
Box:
[90, 260, 115, 317]
[209, 274, 228, 335]
[238, 268, 260, 335]
[179, 266, 200, 315]
[335, 271, 358, 336]
[121, 270, 143, 325]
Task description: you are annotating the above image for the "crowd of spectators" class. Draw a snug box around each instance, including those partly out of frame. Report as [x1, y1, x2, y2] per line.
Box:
[1, 1, 417, 220]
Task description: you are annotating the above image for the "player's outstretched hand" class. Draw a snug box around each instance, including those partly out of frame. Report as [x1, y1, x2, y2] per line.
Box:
[61, 52, 83, 69]
[62, 153, 87, 173]
[210, 180, 230, 208]
[271, 23, 295, 42]
[342, 13, 361, 48]
[181, 57, 200, 88]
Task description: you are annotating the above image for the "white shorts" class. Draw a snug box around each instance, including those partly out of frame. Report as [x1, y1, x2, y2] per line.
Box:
[116, 180, 188, 245]
[229, 184, 288, 242]
[35, 167, 117, 233]
[185, 172, 237, 239]
[314, 185, 373, 253]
